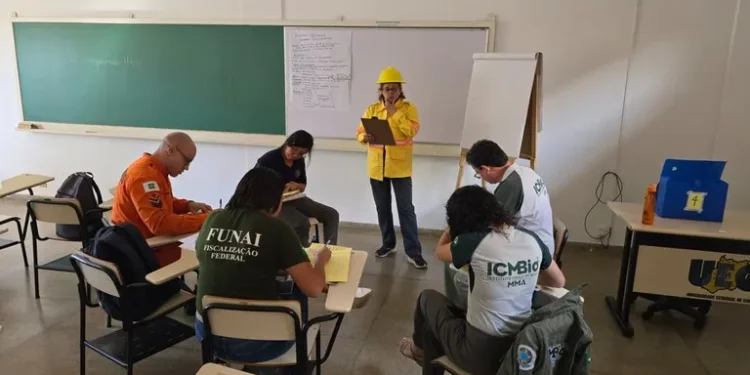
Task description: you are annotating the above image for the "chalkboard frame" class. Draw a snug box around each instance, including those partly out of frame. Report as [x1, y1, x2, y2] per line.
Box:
[11, 16, 497, 158]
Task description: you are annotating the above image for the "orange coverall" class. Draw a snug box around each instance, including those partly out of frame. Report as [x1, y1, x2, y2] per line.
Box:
[111, 153, 209, 266]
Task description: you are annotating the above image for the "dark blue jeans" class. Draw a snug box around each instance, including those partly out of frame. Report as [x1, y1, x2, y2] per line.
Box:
[370, 177, 422, 257]
[195, 282, 308, 364]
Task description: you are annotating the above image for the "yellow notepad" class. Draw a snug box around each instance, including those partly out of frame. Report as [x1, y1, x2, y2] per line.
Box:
[283, 189, 300, 197]
[305, 243, 352, 283]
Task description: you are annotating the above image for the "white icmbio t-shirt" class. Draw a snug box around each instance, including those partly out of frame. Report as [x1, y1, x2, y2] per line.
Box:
[450, 227, 552, 337]
[494, 163, 554, 255]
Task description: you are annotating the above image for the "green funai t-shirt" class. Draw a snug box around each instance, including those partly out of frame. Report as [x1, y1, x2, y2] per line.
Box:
[195, 208, 310, 314]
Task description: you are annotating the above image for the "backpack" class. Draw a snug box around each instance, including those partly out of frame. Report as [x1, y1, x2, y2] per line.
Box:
[497, 286, 592, 375]
[87, 223, 181, 322]
[55, 172, 106, 243]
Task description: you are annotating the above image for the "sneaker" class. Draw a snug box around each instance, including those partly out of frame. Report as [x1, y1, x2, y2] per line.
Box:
[407, 255, 428, 269]
[375, 247, 397, 258]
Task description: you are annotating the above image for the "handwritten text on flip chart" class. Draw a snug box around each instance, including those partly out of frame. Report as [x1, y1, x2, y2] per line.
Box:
[289, 30, 352, 110]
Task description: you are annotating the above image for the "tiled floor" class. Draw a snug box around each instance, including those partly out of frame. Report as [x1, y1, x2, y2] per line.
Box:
[0, 199, 746, 374]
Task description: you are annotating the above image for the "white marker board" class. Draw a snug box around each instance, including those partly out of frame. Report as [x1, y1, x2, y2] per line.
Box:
[284, 27, 488, 144]
[460, 53, 539, 156]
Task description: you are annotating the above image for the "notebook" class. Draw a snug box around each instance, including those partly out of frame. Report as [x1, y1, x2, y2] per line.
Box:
[282, 189, 306, 202]
[305, 243, 352, 283]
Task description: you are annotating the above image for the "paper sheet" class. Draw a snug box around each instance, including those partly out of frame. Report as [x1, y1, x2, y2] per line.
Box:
[306, 243, 352, 283]
[289, 30, 352, 110]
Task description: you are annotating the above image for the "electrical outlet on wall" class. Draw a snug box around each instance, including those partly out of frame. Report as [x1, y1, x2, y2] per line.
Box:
[598, 225, 610, 236]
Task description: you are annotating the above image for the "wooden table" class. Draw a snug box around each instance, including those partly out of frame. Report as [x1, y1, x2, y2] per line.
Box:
[0, 173, 55, 244]
[605, 201, 750, 337]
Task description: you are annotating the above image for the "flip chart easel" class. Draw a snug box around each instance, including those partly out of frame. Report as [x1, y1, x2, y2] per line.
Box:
[455, 52, 542, 190]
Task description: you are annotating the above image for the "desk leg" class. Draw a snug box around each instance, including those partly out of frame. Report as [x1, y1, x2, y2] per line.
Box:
[605, 228, 635, 337]
[20, 188, 34, 242]
[621, 233, 641, 329]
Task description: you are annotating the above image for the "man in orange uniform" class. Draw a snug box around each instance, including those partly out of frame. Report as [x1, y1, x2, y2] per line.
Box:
[112, 132, 213, 267]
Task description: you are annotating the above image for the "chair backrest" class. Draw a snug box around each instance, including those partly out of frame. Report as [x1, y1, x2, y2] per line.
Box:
[27, 198, 83, 226]
[553, 217, 568, 256]
[70, 251, 123, 298]
[202, 295, 301, 341]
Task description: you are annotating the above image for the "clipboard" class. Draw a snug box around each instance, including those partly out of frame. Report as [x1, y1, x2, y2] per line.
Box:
[360, 118, 396, 145]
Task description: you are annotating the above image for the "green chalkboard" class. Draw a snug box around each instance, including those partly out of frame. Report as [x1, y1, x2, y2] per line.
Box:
[13, 22, 286, 135]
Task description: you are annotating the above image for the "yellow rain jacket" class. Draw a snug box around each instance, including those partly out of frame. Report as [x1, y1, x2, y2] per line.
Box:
[356, 99, 420, 181]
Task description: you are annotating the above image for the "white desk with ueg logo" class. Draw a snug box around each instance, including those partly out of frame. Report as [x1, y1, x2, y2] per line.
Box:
[604, 202, 750, 337]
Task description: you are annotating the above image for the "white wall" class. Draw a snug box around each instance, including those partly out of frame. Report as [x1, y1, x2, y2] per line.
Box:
[1, 0, 748, 245]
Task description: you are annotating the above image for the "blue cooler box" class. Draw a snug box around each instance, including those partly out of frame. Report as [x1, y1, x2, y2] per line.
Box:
[655, 159, 728, 222]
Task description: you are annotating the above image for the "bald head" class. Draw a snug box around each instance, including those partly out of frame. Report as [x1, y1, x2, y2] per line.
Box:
[154, 132, 197, 177]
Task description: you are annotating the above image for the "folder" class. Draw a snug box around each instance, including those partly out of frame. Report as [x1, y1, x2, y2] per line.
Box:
[360, 118, 396, 145]
[305, 243, 352, 283]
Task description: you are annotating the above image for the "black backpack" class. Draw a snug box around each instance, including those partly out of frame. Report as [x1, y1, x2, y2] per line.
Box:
[87, 223, 181, 322]
[55, 172, 106, 243]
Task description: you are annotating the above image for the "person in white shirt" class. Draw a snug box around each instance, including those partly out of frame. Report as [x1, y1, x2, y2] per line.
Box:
[399, 185, 565, 375]
[445, 139, 557, 310]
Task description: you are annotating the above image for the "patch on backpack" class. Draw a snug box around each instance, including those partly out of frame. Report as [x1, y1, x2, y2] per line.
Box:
[143, 181, 160, 192]
[148, 194, 163, 208]
[548, 344, 564, 365]
[517, 344, 536, 371]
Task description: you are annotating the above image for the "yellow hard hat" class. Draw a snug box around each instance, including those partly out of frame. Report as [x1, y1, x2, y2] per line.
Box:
[376, 66, 405, 84]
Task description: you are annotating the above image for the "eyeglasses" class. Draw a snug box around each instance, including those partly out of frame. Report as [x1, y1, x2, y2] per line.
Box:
[287, 146, 309, 159]
[172, 145, 193, 167]
[473, 168, 482, 179]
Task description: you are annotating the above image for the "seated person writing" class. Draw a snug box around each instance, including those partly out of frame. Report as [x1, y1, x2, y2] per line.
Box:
[447, 139, 557, 311]
[112, 132, 213, 267]
[194, 166, 331, 365]
[399, 186, 565, 375]
[256, 130, 340, 247]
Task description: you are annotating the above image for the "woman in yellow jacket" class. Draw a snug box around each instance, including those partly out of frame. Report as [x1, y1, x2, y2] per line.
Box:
[356, 66, 426, 269]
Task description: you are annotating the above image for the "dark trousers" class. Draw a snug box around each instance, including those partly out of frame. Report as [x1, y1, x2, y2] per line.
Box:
[412, 290, 513, 375]
[370, 177, 422, 257]
[279, 197, 340, 247]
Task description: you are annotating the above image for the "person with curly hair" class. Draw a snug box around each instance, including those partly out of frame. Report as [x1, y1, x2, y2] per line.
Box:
[399, 185, 565, 375]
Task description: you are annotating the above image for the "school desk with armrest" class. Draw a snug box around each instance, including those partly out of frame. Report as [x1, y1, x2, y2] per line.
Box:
[604, 201, 750, 337]
[199, 249, 369, 373]
[145, 248, 200, 285]
[0, 174, 55, 255]
[197, 363, 255, 375]
[145, 249, 371, 310]
[146, 232, 198, 248]
[433, 286, 584, 375]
